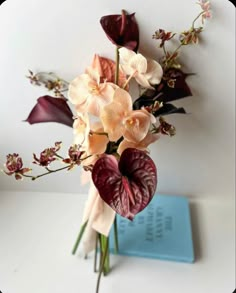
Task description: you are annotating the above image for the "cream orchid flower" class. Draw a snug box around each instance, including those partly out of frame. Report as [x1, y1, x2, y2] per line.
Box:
[123, 109, 156, 143]
[117, 131, 160, 155]
[119, 47, 163, 89]
[100, 88, 132, 142]
[101, 88, 155, 142]
[68, 72, 117, 117]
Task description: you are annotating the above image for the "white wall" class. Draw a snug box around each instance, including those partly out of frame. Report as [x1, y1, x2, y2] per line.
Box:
[0, 0, 235, 199]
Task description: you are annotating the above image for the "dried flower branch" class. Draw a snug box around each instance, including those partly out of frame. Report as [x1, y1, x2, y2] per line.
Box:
[27, 70, 69, 98]
[152, 1, 211, 70]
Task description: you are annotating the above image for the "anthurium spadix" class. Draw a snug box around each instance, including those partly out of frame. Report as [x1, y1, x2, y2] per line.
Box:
[92, 148, 157, 220]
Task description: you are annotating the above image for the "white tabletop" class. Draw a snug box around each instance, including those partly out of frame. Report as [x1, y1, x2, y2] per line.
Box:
[0, 191, 235, 293]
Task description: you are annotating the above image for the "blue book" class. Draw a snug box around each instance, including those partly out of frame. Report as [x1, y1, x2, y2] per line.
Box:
[109, 194, 194, 263]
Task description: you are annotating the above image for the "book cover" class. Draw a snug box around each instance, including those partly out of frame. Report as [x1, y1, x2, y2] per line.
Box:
[109, 194, 194, 263]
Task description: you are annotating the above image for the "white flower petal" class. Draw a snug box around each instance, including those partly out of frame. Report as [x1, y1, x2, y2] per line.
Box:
[135, 73, 153, 89]
[145, 60, 163, 85]
[120, 64, 135, 76]
[129, 54, 147, 74]
[119, 47, 136, 63]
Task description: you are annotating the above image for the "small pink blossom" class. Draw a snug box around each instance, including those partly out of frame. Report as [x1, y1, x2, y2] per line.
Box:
[197, 0, 211, 23]
[62, 145, 84, 169]
[33, 142, 61, 167]
[4, 154, 31, 180]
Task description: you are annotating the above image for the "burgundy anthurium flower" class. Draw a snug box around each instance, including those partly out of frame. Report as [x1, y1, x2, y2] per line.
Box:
[92, 148, 157, 220]
[100, 10, 139, 51]
[25, 96, 74, 127]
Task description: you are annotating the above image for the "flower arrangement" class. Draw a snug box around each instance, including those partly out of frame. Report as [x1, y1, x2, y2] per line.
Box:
[1, 1, 211, 292]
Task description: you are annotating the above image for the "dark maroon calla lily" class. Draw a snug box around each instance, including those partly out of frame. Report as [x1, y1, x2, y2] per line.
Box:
[25, 96, 73, 127]
[100, 10, 139, 51]
[92, 148, 157, 220]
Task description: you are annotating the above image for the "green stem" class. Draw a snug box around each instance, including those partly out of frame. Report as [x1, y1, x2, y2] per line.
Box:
[94, 233, 99, 272]
[192, 11, 204, 29]
[114, 216, 119, 254]
[96, 235, 109, 293]
[101, 235, 110, 275]
[115, 47, 120, 85]
[31, 165, 70, 181]
[71, 221, 88, 255]
[164, 43, 182, 68]
[162, 43, 168, 57]
[54, 153, 64, 159]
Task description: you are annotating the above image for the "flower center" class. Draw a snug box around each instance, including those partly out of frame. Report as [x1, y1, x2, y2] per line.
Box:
[89, 85, 100, 95]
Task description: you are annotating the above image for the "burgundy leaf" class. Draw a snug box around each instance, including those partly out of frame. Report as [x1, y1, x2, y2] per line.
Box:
[154, 103, 186, 117]
[133, 69, 193, 113]
[25, 96, 73, 127]
[100, 10, 139, 51]
[92, 148, 157, 220]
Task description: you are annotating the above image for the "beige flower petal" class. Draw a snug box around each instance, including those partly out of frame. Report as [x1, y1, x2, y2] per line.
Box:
[68, 74, 91, 105]
[113, 87, 133, 110]
[117, 132, 160, 155]
[82, 181, 99, 224]
[100, 88, 133, 141]
[100, 102, 125, 141]
[82, 225, 97, 254]
[123, 110, 152, 142]
[92, 199, 116, 236]
[88, 127, 109, 155]
[73, 113, 90, 146]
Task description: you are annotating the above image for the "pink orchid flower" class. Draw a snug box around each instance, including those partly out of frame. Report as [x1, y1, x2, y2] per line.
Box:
[119, 47, 163, 89]
[100, 88, 155, 142]
[68, 72, 117, 116]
